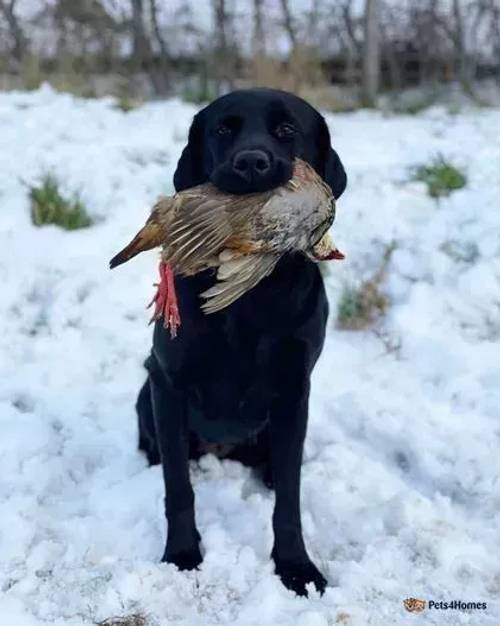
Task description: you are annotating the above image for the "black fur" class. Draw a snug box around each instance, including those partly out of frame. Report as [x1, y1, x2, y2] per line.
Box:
[136, 89, 347, 596]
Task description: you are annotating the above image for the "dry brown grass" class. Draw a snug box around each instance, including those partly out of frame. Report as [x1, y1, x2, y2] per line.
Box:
[244, 50, 360, 112]
[96, 613, 148, 626]
[15, 54, 98, 96]
[299, 85, 360, 112]
[245, 47, 322, 91]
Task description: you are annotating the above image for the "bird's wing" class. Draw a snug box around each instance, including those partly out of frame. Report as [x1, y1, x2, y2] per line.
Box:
[164, 192, 252, 274]
[200, 253, 279, 314]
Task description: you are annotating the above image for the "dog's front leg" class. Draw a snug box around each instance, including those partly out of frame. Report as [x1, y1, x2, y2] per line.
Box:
[149, 364, 202, 570]
[269, 344, 327, 597]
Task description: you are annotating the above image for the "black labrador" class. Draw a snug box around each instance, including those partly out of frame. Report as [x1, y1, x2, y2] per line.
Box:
[136, 88, 347, 596]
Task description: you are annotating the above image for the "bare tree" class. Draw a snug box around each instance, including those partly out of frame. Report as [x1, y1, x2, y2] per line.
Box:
[362, 0, 380, 106]
[0, 0, 28, 62]
[211, 0, 236, 93]
[434, 0, 475, 94]
[306, 0, 321, 44]
[1, 0, 498, 100]
[487, 0, 500, 82]
[341, 0, 363, 54]
[213, 0, 229, 53]
[452, 0, 473, 92]
[130, 0, 151, 69]
[379, 4, 402, 91]
[412, 0, 441, 86]
[52, 0, 121, 71]
[253, 0, 266, 55]
[149, 0, 169, 93]
[337, 0, 362, 84]
[279, 0, 297, 49]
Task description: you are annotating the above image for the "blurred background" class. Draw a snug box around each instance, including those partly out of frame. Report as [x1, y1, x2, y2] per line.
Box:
[1, 0, 500, 111]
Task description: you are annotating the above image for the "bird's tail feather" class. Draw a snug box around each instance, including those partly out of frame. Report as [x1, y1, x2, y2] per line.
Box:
[109, 221, 163, 269]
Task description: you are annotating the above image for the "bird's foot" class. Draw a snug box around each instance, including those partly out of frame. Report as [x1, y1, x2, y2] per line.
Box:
[148, 262, 181, 338]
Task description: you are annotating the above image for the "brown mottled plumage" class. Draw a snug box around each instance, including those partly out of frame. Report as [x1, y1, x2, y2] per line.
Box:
[110, 159, 343, 334]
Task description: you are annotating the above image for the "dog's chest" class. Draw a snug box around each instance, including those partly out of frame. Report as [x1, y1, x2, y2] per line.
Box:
[185, 335, 273, 444]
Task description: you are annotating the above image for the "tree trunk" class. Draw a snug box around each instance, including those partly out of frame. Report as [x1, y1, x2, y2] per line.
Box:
[212, 0, 234, 94]
[130, 0, 151, 69]
[307, 0, 321, 44]
[362, 0, 380, 107]
[149, 0, 170, 94]
[421, 0, 440, 86]
[490, 1, 500, 85]
[452, 0, 474, 95]
[0, 0, 28, 62]
[279, 0, 297, 49]
[342, 0, 362, 54]
[253, 0, 266, 55]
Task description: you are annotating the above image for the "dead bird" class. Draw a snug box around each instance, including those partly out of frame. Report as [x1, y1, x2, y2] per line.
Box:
[109, 158, 344, 337]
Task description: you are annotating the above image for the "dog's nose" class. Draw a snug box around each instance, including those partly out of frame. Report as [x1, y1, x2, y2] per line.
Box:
[233, 150, 271, 178]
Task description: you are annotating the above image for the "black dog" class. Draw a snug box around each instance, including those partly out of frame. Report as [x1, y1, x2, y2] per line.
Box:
[136, 89, 347, 596]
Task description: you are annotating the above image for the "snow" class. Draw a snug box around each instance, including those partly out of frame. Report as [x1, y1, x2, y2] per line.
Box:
[1, 85, 500, 625]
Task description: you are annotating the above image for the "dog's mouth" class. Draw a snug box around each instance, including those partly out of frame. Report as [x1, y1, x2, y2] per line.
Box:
[209, 158, 293, 195]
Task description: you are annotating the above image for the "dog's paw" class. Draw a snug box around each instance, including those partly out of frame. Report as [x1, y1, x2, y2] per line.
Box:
[274, 558, 327, 597]
[162, 545, 203, 571]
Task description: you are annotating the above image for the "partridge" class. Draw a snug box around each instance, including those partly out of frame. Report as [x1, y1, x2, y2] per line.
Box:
[110, 159, 344, 337]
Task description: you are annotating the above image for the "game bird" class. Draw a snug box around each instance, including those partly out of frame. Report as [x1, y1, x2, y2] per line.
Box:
[109, 159, 344, 337]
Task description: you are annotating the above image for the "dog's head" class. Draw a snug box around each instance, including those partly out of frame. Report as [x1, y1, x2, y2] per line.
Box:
[174, 88, 347, 198]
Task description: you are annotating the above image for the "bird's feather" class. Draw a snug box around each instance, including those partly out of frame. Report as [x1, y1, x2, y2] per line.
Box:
[109, 220, 163, 269]
[164, 195, 242, 273]
[201, 253, 279, 313]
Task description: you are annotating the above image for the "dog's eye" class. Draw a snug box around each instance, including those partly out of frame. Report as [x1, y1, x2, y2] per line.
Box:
[275, 122, 297, 139]
[215, 124, 232, 136]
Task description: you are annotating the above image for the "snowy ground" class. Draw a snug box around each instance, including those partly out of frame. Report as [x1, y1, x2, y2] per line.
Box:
[1, 86, 499, 625]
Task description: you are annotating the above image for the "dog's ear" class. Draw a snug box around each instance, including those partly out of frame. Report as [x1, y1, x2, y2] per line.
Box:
[173, 110, 208, 191]
[316, 114, 347, 199]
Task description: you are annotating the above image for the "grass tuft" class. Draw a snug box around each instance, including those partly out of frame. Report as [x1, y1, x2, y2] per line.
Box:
[29, 174, 93, 230]
[336, 280, 389, 331]
[391, 98, 434, 115]
[336, 242, 396, 331]
[412, 155, 466, 198]
[181, 80, 219, 105]
[115, 95, 140, 112]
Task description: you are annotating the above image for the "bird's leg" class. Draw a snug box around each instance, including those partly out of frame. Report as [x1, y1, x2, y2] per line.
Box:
[148, 262, 181, 338]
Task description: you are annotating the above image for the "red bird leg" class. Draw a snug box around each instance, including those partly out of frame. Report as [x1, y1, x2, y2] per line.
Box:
[147, 262, 181, 338]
